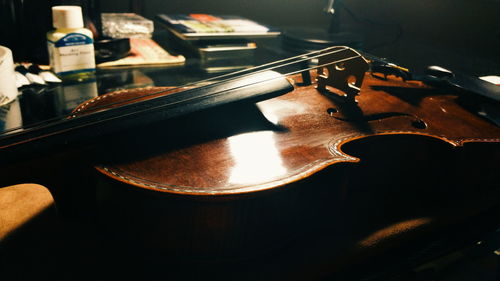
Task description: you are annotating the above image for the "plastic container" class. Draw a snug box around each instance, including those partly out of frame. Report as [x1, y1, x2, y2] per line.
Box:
[0, 46, 18, 106]
[101, 13, 154, 39]
[47, 6, 96, 80]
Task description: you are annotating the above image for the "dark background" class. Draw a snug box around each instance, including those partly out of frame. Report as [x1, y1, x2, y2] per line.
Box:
[100, 0, 500, 75]
[1, 0, 499, 75]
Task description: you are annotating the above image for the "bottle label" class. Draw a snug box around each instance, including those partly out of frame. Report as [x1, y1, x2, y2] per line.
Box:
[48, 33, 96, 75]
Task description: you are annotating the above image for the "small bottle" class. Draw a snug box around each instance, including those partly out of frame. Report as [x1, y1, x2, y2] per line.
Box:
[47, 6, 95, 80]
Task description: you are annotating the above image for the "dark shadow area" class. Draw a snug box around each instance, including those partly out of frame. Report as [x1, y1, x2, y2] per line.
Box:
[1, 204, 98, 281]
[2, 135, 500, 281]
[370, 85, 446, 106]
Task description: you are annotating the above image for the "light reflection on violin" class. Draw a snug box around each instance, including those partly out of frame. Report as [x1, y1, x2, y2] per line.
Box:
[228, 131, 286, 185]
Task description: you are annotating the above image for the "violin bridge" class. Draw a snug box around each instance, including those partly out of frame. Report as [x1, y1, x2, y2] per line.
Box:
[315, 46, 369, 103]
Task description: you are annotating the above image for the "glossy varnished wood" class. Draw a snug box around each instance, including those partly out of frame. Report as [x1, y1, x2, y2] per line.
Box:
[88, 73, 500, 195]
[47, 70, 500, 265]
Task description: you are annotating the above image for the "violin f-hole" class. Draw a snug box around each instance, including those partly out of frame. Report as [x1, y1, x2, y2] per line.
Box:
[316, 46, 369, 103]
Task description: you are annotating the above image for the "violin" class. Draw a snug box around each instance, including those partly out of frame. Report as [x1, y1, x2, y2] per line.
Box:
[2, 46, 500, 278]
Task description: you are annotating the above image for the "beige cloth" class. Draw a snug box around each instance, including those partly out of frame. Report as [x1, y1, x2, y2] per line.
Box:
[0, 184, 54, 241]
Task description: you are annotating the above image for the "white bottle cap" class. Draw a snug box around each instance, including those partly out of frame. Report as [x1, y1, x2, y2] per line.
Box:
[52, 6, 84, 29]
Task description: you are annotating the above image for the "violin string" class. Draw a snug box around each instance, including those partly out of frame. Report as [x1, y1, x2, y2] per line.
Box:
[0, 46, 355, 137]
[70, 46, 354, 115]
[109, 54, 363, 120]
[0, 47, 363, 139]
[16, 54, 363, 146]
[157, 45, 351, 90]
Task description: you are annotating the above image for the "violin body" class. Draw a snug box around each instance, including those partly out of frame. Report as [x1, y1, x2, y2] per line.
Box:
[77, 71, 500, 265]
[94, 73, 500, 194]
